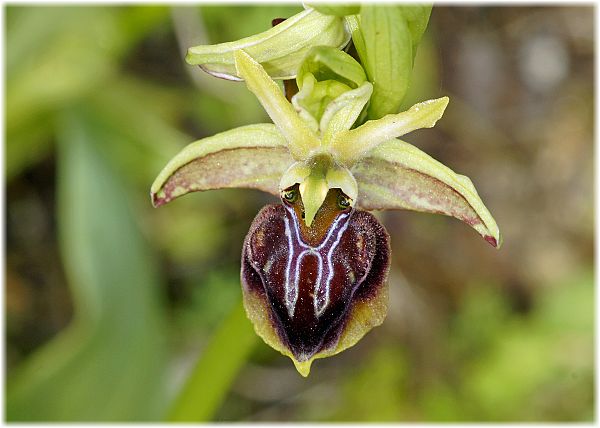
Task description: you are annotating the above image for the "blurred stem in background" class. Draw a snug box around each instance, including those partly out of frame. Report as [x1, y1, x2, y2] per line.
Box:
[168, 300, 257, 422]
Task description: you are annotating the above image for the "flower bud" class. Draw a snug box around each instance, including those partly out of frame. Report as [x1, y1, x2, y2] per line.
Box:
[186, 8, 350, 80]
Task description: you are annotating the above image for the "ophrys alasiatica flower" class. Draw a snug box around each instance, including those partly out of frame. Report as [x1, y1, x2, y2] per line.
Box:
[151, 7, 500, 376]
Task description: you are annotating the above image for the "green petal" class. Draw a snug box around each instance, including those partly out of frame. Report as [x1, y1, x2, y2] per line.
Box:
[321, 81, 372, 144]
[352, 139, 502, 247]
[186, 8, 350, 80]
[150, 124, 294, 207]
[325, 163, 358, 203]
[332, 96, 449, 166]
[234, 50, 321, 161]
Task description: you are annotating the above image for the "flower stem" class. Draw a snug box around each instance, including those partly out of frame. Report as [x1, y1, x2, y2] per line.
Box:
[167, 300, 257, 422]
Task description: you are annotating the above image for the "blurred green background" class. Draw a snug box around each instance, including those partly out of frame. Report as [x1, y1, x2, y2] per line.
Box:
[5, 4, 594, 422]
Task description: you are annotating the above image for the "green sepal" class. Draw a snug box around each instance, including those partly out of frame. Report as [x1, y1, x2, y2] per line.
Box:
[234, 50, 321, 161]
[401, 5, 433, 60]
[150, 124, 294, 207]
[307, 4, 361, 17]
[360, 5, 412, 119]
[352, 139, 502, 248]
[186, 8, 350, 81]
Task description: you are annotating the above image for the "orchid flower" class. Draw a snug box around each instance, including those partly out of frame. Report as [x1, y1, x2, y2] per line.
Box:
[151, 6, 500, 377]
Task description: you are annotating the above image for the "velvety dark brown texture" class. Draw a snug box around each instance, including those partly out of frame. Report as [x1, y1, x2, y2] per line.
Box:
[242, 203, 390, 361]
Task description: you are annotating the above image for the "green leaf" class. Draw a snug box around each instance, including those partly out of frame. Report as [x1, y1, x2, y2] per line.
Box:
[5, 112, 54, 181]
[360, 5, 412, 119]
[308, 4, 361, 16]
[352, 138, 501, 247]
[6, 110, 168, 421]
[167, 300, 257, 422]
[151, 123, 295, 207]
[186, 8, 350, 80]
[332, 97, 449, 166]
[297, 45, 366, 89]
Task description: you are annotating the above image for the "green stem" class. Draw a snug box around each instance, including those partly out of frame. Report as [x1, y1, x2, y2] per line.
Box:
[167, 299, 257, 422]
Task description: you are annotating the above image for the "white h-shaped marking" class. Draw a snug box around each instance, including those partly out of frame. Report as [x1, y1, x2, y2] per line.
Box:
[283, 205, 351, 318]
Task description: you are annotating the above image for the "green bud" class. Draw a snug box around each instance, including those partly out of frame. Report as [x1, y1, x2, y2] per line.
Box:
[186, 8, 350, 80]
[308, 4, 361, 17]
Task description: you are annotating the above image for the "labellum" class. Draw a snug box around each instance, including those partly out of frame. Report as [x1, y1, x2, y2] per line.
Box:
[151, 16, 501, 376]
[241, 185, 390, 376]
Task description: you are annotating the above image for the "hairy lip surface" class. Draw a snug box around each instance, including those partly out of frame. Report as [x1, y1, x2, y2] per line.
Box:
[241, 204, 390, 362]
